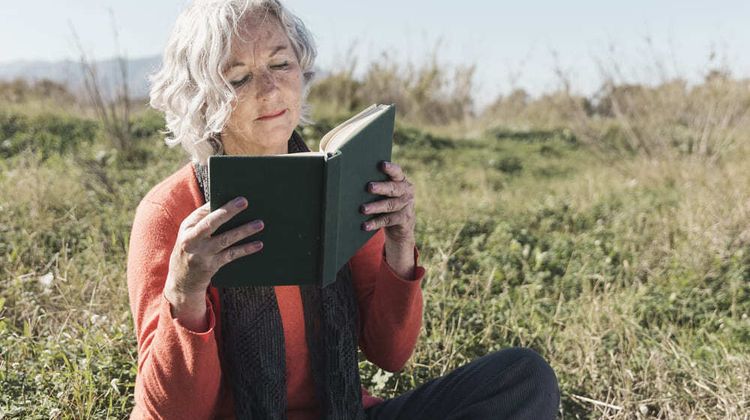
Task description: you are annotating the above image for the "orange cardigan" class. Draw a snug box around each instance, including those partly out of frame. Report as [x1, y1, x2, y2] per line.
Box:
[127, 163, 425, 420]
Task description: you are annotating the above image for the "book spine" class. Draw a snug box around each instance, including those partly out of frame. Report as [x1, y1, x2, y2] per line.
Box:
[319, 151, 343, 287]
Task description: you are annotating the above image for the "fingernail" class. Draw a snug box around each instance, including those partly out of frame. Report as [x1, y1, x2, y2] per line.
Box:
[252, 220, 264, 229]
[359, 204, 367, 214]
[361, 222, 369, 231]
[380, 161, 389, 170]
[234, 197, 246, 208]
[367, 182, 375, 192]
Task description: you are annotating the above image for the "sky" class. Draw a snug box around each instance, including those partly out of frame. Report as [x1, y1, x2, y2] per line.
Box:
[2, 0, 749, 106]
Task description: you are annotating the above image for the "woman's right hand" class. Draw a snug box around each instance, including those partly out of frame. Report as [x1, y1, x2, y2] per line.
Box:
[163, 196, 264, 330]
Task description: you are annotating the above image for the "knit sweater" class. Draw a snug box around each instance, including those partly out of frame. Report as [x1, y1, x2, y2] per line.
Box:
[126, 163, 426, 420]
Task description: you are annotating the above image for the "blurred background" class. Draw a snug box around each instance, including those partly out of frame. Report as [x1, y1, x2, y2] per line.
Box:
[1, 1, 748, 418]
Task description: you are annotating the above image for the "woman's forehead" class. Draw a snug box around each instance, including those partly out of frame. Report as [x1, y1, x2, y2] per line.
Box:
[226, 44, 290, 72]
[229, 20, 288, 60]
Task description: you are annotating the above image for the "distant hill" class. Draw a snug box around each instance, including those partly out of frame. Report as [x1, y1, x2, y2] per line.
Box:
[0, 55, 162, 100]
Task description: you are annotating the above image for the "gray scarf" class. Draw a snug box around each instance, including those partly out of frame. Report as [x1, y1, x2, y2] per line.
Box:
[193, 131, 366, 419]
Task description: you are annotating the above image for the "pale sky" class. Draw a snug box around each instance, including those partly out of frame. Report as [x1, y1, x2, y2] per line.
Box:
[2, 1, 749, 105]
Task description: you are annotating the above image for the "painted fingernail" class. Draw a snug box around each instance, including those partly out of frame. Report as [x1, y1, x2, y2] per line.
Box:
[360, 204, 367, 214]
[361, 222, 369, 231]
[234, 197, 246, 208]
[252, 220, 264, 229]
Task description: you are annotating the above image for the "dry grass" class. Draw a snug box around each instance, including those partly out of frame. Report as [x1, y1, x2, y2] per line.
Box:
[1, 47, 749, 419]
[308, 43, 475, 127]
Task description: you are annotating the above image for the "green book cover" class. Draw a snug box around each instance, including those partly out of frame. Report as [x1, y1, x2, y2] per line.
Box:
[208, 104, 395, 288]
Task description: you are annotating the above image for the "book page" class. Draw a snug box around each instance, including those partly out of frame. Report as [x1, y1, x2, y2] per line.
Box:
[319, 104, 389, 153]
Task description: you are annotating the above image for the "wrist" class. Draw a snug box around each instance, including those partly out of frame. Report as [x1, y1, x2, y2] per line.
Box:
[164, 283, 209, 331]
[384, 237, 417, 279]
[385, 235, 416, 254]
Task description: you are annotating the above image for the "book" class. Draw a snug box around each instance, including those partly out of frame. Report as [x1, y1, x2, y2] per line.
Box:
[208, 104, 395, 288]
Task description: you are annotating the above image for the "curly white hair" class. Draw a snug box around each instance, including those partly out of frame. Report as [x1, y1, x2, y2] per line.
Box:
[148, 0, 317, 164]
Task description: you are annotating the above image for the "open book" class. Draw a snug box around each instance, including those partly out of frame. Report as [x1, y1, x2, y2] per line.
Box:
[208, 104, 395, 287]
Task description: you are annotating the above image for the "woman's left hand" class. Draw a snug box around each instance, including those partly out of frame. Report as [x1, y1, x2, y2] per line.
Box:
[361, 160, 416, 250]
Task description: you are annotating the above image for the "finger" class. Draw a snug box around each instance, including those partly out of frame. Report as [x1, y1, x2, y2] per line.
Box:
[380, 161, 407, 182]
[362, 210, 406, 231]
[207, 219, 264, 253]
[194, 196, 248, 237]
[181, 202, 212, 229]
[367, 180, 411, 198]
[216, 240, 264, 266]
[360, 195, 410, 215]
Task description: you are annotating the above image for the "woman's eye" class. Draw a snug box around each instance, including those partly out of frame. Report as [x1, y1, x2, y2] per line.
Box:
[230, 75, 251, 88]
[271, 61, 290, 70]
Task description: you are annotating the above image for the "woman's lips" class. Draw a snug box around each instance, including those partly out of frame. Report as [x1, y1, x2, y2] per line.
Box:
[256, 109, 286, 120]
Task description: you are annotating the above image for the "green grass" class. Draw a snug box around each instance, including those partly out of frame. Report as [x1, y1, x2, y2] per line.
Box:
[1, 109, 748, 419]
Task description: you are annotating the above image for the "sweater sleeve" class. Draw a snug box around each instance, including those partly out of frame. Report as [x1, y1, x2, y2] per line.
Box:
[349, 228, 426, 372]
[126, 199, 222, 419]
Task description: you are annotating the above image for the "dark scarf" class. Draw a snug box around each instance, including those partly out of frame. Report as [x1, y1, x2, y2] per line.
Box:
[193, 132, 366, 420]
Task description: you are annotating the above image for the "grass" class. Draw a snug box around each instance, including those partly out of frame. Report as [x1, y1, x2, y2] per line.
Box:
[1, 78, 749, 419]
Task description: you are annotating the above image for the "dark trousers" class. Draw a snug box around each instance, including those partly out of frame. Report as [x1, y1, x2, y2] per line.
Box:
[365, 348, 560, 420]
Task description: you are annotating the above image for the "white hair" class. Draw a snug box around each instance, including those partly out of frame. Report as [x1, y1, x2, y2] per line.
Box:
[148, 0, 317, 164]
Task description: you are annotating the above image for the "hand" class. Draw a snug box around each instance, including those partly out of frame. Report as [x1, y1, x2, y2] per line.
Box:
[360, 161, 417, 278]
[164, 197, 264, 328]
[360, 161, 416, 243]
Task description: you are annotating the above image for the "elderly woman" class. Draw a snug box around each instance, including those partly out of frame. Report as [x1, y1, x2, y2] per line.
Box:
[126, 0, 559, 419]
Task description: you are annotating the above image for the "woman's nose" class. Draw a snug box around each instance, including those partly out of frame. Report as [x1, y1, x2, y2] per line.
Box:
[255, 70, 278, 99]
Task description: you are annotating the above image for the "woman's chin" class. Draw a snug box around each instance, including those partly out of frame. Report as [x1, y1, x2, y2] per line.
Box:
[246, 127, 294, 153]
[261, 126, 293, 142]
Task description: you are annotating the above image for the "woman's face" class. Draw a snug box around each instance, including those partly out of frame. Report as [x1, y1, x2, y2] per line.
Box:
[221, 13, 304, 155]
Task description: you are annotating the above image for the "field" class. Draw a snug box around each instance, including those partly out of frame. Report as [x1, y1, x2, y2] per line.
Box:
[1, 68, 749, 419]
